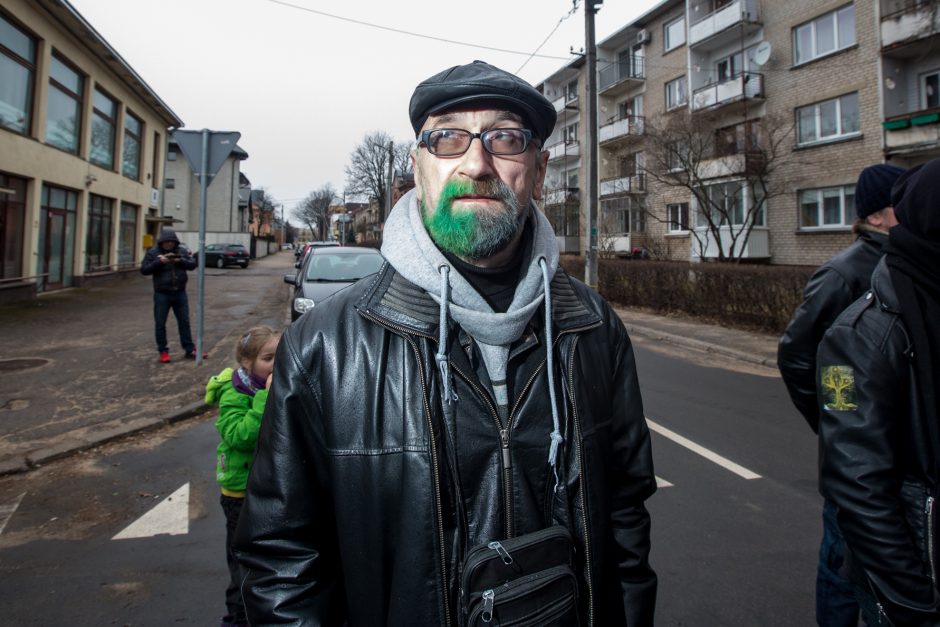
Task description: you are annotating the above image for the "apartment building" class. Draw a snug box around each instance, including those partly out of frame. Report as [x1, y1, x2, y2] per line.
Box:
[0, 0, 183, 302]
[540, 0, 931, 266]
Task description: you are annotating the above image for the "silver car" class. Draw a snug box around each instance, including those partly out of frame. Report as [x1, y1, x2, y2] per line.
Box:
[284, 246, 384, 321]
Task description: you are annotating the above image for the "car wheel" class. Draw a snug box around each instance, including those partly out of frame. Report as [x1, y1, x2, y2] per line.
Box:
[216, 257, 225, 268]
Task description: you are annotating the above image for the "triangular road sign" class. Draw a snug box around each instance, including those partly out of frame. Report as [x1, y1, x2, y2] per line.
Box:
[172, 130, 241, 186]
[112, 482, 190, 540]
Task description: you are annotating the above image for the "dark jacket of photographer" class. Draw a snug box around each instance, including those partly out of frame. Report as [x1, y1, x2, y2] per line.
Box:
[233, 264, 657, 627]
[777, 228, 887, 432]
[140, 230, 196, 293]
[818, 260, 940, 625]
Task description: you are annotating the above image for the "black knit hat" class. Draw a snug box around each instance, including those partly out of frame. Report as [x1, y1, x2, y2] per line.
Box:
[409, 60, 557, 143]
[855, 163, 906, 219]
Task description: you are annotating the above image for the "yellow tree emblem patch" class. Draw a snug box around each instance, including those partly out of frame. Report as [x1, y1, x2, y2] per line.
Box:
[821, 365, 858, 411]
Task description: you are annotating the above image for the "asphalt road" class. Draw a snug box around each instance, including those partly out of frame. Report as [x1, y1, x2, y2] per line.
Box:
[0, 314, 821, 626]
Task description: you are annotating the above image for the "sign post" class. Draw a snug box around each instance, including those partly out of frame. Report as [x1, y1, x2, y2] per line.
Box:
[172, 129, 241, 365]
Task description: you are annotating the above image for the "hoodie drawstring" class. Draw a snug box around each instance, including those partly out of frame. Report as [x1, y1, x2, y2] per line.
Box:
[539, 257, 563, 493]
[437, 264, 456, 404]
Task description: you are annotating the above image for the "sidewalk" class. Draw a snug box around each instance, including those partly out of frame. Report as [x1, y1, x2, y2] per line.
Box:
[0, 257, 779, 476]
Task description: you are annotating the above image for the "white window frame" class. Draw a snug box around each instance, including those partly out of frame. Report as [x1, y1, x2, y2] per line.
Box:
[921, 69, 940, 109]
[665, 76, 688, 111]
[667, 202, 690, 233]
[793, 4, 855, 66]
[0, 11, 36, 134]
[796, 92, 860, 146]
[664, 16, 686, 52]
[799, 185, 855, 229]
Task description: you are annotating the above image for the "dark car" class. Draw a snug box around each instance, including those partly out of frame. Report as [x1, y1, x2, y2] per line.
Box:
[199, 243, 250, 268]
[284, 246, 384, 321]
[295, 240, 340, 259]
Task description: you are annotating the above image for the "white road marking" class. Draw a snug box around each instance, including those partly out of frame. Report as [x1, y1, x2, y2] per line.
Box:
[112, 482, 190, 540]
[646, 418, 762, 480]
[0, 492, 26, 535]
[655, 476, 674, 488]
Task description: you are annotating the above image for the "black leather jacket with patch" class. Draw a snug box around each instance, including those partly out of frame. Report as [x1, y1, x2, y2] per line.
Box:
[233, 263, 657, 626]
[778, 229, 887, 432]
[818, 259, 940, 626]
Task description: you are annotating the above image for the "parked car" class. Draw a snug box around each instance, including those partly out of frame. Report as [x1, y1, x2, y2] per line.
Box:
[295, 240, 340, 260]
[198, 243, 250, 268]
[284, 246, 384, 321]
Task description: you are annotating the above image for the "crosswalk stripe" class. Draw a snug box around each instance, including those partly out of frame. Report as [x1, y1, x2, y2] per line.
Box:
[0, 492, 26, 535]
[112, 482, 190, 540]
[646, 417, 762, 480]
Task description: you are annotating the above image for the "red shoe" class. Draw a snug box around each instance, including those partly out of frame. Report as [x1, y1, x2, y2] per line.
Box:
[159, 351, 171, 363]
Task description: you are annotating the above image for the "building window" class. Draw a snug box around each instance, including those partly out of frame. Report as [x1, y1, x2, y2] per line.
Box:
[799, 185, 854, 229]
[165, 177, 175, 189]
[565, 79, 578, 103]
[0, 173, 27, 279]
[566, 168, 578, 188]
[793, 4, 855, 66]
[602, 196, 645, 235]
[45, 54, 83, 154]
[0, 12, 36, 134]
[664, 16, 686, 52]
[666, 76, 687, 110]
[90, 86, 117, 169]
[549, 203, 580, 237]
[118, 202, 138, 267]
[122, 110, 142, 180]
[564, 122, 578, 143]
[698, 181, 762, 227]
[922, 70, 940, 109]
[86, 194, 113, 271]
[667, 141, 688, 171]
[667, 202, 690, 233]
[797, 93, 859, 146]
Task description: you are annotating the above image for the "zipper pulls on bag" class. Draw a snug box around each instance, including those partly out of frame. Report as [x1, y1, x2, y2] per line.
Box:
[481, 589, 495, 623]
[487, 540, 513, 565]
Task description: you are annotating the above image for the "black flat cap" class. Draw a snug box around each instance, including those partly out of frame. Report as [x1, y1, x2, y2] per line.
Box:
[409, 60, 557, 143]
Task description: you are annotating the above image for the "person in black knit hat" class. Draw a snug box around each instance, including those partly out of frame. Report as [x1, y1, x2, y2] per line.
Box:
[778, 162, 905, 626]
[817, 157, 940, 626]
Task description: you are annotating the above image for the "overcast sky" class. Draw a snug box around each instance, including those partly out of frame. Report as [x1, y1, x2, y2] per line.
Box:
[68, 0, 656, 215]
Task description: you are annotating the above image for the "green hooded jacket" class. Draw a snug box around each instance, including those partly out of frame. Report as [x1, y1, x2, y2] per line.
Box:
[205, 367, 268, 494]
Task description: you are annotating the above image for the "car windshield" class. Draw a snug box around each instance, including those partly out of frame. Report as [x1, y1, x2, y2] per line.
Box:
[305, 252, 383, 282]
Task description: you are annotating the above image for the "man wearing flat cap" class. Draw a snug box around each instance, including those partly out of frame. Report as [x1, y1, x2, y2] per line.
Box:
[234, 60, 657, 626]
[778, 163, 904, 626]
[817, 157, 940, 626]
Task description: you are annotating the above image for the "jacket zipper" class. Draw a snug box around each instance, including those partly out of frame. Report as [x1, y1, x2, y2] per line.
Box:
[359, 311, 453, 627]
[928, 495, 937, 586]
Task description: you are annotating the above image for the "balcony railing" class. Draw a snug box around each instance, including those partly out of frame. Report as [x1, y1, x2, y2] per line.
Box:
[599, 115, 645, 144]
[600, 174, 646, 197]
[880, 0, 940, 48]
[883, 108, 940, 154]
[547, 140, 580, 161]
[695, 151, 765, 180]
[689, 0, 760, 48]
[598, 57, 646, 93]
[552, 94, 579, 113]
[543, 187, 580, 206]
[692, 72, 763, 111]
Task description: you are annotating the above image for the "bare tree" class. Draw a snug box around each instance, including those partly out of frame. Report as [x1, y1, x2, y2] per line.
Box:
[345, 131, 413, 213]
[640, 109, 797, 262]
[294, 184, 335, 241]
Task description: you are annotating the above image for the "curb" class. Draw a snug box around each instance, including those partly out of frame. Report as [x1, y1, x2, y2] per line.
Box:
[625, 323, 778, 371]
[0, 402, 210, 477]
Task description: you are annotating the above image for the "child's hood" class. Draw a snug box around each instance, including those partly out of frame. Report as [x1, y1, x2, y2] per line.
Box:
[205, 367, 234, 404]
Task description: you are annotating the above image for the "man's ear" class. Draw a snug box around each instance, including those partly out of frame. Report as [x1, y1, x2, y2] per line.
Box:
[411, 148, 423, 202]
[530, 149, 550, 201]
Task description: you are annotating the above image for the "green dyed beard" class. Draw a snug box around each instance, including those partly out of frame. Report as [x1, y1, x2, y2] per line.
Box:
[421, 179, 523, 260]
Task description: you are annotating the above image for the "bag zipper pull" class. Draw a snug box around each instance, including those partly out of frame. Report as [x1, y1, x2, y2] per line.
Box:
[487, 540, 513, 565]
[481, 589, 495, 623]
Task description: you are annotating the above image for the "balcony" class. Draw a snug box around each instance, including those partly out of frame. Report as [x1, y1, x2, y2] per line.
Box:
[692, 72, 764, 112]
[881, 0, 940, 50]
[688, 0, 761, 51]
[599, 115, 645, 145]
[692, 226, 769, 259]
[547, 140, 580, 162]
[598, 57, 645, 97]
[695, 151, 765, 180]
[553, 94, 579, 113]
[543, 187, 580, 206]
[883, 108, 940, 157]
[600, 175, 646, 197]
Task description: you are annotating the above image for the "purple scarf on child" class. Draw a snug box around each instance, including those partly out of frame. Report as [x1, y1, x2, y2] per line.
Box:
[232, 367, 266, 396]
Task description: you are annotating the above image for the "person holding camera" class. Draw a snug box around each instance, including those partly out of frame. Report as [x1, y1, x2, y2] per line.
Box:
[140, 227, 197, 363]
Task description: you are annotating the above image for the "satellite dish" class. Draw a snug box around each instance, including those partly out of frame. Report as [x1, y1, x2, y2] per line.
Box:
[753, 41, 772, 66]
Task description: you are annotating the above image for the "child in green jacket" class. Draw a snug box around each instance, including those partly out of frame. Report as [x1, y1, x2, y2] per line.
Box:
[205, 325, 280, 627]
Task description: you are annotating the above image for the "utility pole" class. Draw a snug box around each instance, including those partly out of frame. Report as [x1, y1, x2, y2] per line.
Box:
[584, 0, 602, 289]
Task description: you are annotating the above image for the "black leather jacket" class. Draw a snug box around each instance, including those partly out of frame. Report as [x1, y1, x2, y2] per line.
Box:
[778, 229, 887, 432]
[139, 244, 196, 292]
[234, 263, 657, 626]
[818, 259, 940, 626]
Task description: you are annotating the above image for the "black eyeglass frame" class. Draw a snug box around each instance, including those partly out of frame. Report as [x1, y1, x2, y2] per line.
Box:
[418, 128, 540, 157]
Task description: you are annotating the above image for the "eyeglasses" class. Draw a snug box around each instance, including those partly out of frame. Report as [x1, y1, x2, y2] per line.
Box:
[418, 128, 537, 157]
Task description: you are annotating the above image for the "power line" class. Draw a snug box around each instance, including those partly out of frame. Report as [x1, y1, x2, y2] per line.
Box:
[516, 0, 581, 74]
[261, 0, 573, 61]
